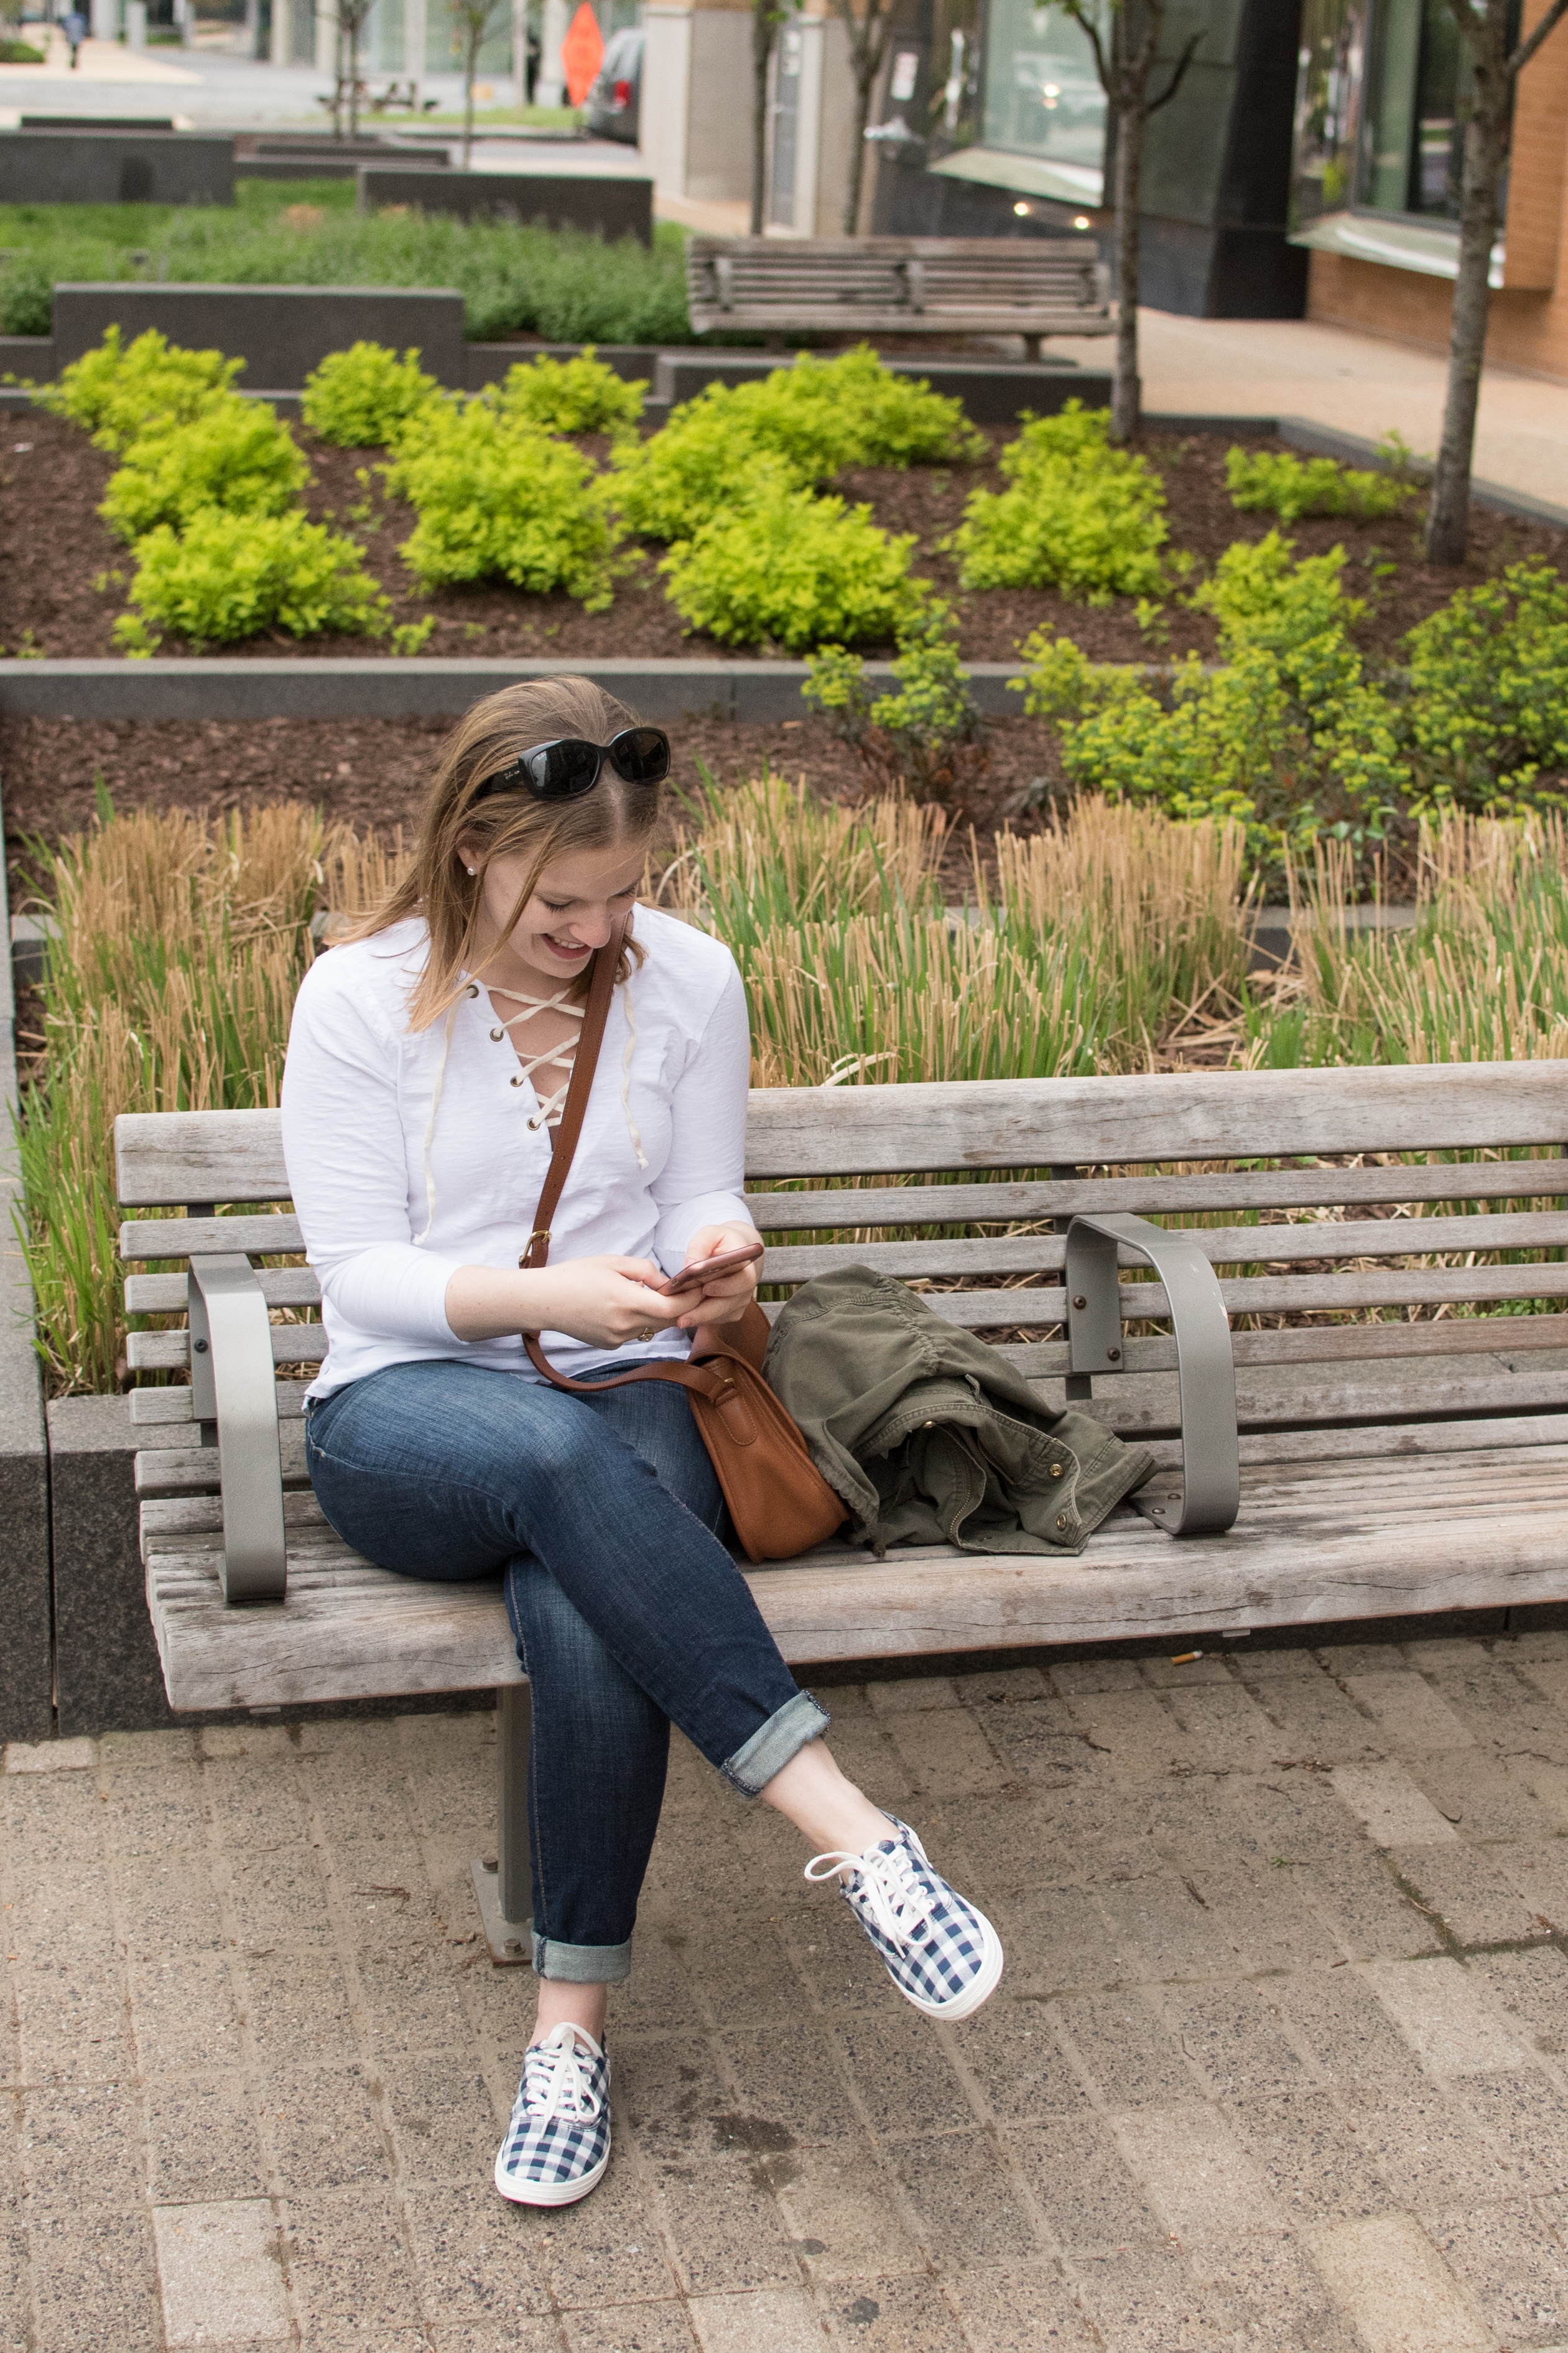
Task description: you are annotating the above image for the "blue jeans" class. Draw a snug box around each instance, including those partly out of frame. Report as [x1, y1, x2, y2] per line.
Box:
[304, 1358, 828, 1983]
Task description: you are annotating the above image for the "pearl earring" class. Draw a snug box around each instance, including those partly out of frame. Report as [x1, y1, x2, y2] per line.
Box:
[466, 866, 476, 876]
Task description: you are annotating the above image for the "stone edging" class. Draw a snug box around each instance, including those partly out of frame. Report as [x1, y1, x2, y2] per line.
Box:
[0, 656, 1032, 723]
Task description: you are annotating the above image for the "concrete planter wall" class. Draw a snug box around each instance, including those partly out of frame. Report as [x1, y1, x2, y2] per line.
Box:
[0, 131, 236, 207]
[356, 164, 654, 247]
[52, 284, 470, 390]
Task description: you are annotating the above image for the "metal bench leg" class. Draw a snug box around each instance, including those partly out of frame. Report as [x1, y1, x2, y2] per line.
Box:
[470, 1683, 534, 1966]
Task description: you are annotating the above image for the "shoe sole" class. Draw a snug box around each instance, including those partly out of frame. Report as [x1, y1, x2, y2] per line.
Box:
[890, 1908, 1005, 2023]
[493, 2139, 611, 2207]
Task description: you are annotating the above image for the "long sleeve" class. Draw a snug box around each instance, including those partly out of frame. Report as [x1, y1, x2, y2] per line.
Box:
[280, 954, 461, 1346]
[649, 959, 754, 1269]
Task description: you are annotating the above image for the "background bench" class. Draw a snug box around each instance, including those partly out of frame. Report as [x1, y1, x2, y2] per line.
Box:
[684, 237, 1111, 359]
[120, 1060, 1568, 1958]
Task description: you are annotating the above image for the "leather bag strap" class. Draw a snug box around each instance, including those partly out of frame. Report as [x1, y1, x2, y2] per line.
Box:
[518, 908, 631, 1276]
[516, 911, 736, 1404]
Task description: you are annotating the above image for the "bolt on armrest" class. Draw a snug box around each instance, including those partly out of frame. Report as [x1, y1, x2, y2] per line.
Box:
[1064, 1211, 1240, 1537]
[188, 1254, 287, 1602]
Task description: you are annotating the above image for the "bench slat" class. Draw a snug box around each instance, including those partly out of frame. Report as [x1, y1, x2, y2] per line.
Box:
[121, 1214, 305, 1260]
[126, 1267, 320, 1313]
[765, 1210, 1568, 1282]
[745, 1160, 1568, 1231]
[115, 1071, 1568, 1204]
[128, 1325, 328, 1371]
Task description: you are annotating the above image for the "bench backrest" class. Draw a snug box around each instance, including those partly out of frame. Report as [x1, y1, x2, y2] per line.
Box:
[118, 1063, 1568, 1443]
[685, 236, 1106, 316]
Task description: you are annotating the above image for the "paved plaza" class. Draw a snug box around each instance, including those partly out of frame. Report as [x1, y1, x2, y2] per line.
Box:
[7, 1628, 1568, 2351]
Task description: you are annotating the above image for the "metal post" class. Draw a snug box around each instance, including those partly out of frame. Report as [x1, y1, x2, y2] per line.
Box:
[471, 1683, 534, 1965]
[1052, 1165, 1093, 1402]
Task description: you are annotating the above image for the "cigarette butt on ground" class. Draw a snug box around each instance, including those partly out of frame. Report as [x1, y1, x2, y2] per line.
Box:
[1171, 1651, 1204, 1666]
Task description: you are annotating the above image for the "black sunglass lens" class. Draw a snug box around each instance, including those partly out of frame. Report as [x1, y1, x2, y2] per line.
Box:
[608, 729, 670, 785]
[527, 740, 602, 798]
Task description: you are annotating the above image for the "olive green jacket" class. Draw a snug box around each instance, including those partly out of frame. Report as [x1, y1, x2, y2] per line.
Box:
[763, 1265, 1153, 1557]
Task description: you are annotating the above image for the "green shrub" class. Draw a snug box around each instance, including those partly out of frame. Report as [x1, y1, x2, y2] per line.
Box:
[1014, 531, 1408, 865]
[1404, 559, 1568, 809]
[383, 401, 621, 607]
[661, 490, 921, 651]
[39, 325, 243, 453]
[947, 402, 1168, 601]
[300, 341, 443, 447]
[805, 599, 985, 804]
[609, 402, 805, 541]
[489, 348, 644, 436]
[1225, 444, 1416, 523]
[99, 401, 308, 543]
[723, 347, 983, 473]
[609, 350, 980, 544]
[0, 254, 52, 339]
[113, 508, 389, 650]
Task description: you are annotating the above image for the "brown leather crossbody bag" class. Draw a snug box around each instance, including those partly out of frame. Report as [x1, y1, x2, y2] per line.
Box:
[517, 914, 846, 1565]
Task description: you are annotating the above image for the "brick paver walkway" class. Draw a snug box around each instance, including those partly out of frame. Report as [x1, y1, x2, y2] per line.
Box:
[7, 1631, 1568, 2351]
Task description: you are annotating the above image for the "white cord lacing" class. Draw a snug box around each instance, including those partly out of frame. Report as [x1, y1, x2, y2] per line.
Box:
[414, 960, 647, 1244]
[521, 2021, 603, 2120]
[803, 1838, 933, 1947]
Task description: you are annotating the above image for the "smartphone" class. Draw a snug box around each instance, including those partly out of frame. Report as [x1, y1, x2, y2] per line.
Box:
[651, 1241, 764, 1297]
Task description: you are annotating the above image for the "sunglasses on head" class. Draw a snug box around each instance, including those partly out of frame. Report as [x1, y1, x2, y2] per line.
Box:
[471, 727, 671, 804]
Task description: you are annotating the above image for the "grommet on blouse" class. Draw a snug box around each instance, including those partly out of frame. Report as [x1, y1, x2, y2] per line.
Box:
[465, 983, 480, 998]
[490, 1027, 504, 1043]
[510, 1075, 524, 1088]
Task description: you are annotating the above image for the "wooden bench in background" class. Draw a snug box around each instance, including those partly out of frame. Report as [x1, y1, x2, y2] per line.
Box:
[684, 236, 1112, 358]
[121, 1061, 1568, 1960]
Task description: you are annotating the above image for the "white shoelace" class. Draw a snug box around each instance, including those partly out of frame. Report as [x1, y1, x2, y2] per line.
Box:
[804, 1838, 934, 1949]
[485, 980, 587, 1132]
[521, 2022, 603, 2122]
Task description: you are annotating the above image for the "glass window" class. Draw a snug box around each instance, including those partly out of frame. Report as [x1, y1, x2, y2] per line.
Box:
[980, 0, 1106, 203]
[1291, 0, 1367, 231]
[1364, 0, 1473, 218]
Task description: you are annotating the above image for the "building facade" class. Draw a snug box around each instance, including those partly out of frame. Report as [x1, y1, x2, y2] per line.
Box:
[1290, 0, 1568, 376]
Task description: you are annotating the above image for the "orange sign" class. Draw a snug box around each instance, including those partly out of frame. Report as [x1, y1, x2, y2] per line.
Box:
[560, 1, 605, 107]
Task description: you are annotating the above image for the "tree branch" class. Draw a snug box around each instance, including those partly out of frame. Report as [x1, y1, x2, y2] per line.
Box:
[1050, 0, 1110, 96]
[1148, 26, 1202, 114]
[1509, 0, 1568, 78]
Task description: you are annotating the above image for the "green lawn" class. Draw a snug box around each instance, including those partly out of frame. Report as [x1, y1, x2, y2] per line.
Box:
[0, 179, 692, 343]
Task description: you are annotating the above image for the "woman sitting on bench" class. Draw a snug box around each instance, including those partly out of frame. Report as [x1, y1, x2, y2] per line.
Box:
[279, 678, 1003, 2211]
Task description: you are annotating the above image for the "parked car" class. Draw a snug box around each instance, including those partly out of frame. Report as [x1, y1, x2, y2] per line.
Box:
[584, 27, 642, 146]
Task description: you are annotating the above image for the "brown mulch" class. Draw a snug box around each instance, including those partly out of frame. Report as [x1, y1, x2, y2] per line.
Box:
[4, 408, 1564, 666]
[0, 709, 1060, 893]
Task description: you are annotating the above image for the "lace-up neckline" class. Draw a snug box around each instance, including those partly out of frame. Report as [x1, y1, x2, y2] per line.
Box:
[485, 980, 585, 1133]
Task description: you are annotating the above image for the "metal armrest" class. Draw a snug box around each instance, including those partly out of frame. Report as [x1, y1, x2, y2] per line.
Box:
[1064, 1212, 1239, 1537]
[189, 1255, 287, 1602]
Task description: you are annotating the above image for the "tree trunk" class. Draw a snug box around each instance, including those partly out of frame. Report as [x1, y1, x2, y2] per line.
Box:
[1424, 76, 1509, 562]
[348, 16, 361, 137]
[751, 0, 772, 236]
[463, 32, 478, 164]
[1110, 79, 1143, 440]
[842, 47, 874, 232]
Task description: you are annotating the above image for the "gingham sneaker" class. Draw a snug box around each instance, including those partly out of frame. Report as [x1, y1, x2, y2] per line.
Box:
[494, 2022, 611, 2207]
[805, 1817, 1003, 2021]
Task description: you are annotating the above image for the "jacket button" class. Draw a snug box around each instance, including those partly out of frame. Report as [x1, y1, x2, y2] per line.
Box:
[1049, 1461, 1064, 1479]
[1056, 1515, 1068, 1531]
[491, 1027, 504, 1042]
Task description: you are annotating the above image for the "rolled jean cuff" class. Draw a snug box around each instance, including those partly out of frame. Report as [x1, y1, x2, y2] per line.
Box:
[721, 1689, 831, 1797]
[532, 1928, 634, 1983]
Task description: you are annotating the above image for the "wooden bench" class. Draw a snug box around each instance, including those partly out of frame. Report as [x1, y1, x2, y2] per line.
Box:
[684, 235, 1111, 358]
[120, 1061, 1568, 1961]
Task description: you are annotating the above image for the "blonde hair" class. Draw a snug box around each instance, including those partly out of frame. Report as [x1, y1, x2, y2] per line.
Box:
[353, 676, 662, 1032]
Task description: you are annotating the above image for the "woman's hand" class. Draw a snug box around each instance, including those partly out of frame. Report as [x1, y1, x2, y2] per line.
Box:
[445, 1256, 682, 1350]
[664, 1221, 765, 1333]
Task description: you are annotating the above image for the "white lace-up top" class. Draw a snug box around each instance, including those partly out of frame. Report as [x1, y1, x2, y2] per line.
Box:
[279, 907, 753, 1399]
